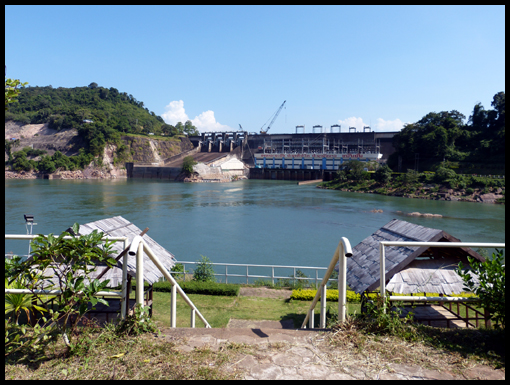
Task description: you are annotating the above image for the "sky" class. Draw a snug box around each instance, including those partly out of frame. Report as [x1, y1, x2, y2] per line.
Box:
[5, 5, 505, 133]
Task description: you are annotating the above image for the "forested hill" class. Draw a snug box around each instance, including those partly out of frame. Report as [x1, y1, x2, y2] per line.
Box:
[387, 91, 505, 172]
[5, 83, 198, 156]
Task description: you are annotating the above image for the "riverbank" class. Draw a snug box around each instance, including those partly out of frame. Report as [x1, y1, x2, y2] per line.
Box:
[318, 183, 505, 204]
[5, 169, 124, 180]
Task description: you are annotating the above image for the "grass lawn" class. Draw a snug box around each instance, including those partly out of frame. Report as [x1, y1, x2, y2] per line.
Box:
[150, 291, 361, 329]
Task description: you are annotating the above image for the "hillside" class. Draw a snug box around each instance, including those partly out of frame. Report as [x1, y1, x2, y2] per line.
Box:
[5, 120, 193, 177]
[5, 84, 197, 177]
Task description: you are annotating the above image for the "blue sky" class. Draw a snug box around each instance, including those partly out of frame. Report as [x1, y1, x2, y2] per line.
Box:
[5, 5, 505, 133]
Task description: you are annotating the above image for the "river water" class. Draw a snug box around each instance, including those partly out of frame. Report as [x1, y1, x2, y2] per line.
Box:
[5, 179, 505, 280]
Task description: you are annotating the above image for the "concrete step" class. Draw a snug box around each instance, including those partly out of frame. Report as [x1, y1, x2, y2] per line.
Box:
[157, 326, 326, 349]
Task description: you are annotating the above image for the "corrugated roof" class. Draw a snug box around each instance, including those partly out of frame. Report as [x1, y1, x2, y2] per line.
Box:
[337, 219, 484, 294]
[77, 216, 176, 287]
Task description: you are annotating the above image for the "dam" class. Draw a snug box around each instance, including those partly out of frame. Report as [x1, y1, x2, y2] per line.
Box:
[127, 130, 397, 181]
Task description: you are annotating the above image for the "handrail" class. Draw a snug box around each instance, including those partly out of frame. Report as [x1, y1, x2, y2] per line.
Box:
[131, 236, 211, 328]
[301, 239, 504, 330]
[301, 237, 352, 329]
[380, 241, 505, 306]
[5, 234, 128, 241]
[5, 233, 130, 318]
[173, 261, 338, 286]
[4, 288, 123, 298]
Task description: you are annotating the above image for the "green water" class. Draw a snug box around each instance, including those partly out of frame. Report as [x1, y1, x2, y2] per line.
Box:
[5, 179, 505, 272]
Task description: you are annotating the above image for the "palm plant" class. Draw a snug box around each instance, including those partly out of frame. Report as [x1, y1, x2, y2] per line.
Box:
[5, 278, 36, 325]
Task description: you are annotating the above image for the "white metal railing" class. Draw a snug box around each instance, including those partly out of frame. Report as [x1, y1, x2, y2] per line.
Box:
[129, 236, 211, 328]
[5, 234, 130, 318]
[169, 261, 338, 286]
[380, 241, 506, 306]
[301, 237, 353, 329]
[6, 233, 211, 328]
[300, 239, 505, 330]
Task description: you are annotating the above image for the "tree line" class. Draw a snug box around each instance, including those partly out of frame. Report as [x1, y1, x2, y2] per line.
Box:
[5, 83, 199, 169]
[387, 92, 505, 171]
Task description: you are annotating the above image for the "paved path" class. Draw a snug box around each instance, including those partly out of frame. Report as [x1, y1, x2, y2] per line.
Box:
[158, 325, 505, 380]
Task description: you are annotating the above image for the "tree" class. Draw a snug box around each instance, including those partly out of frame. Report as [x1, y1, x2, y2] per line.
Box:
[343, 160, 366, 181]
[175, 122, 184, 135]
[37, 155, 56, 173]
[434, 166, 456, 184]
[88, 82, 98, 89]
[456, 249, 505, 328]
[5, 67, 28, 110]
[374, 164, 392, 184]
[184, 120, 199, 136]
[5, 138, 20, 165]
[193, 255, 215, 282]
[182, 155, 197, 176]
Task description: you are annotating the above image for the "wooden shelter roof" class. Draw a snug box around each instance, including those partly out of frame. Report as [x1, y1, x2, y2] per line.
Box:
[75, 216, 176, 287]
[337, 219, 484, 294]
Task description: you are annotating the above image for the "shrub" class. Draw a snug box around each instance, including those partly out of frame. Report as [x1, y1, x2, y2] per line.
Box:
[435, 166, 457, 183]
[6, 224, 117, 353]
[456, 249, 505, 328]
[193, 255, 216, 283]
[135, 280, 240, 296]
[182, 155, 197, 176]
[290, 288, 362, 302]
[374, 164, 392, 184]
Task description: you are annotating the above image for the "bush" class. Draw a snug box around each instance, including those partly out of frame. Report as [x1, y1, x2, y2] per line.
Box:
[193, 255, 216, 282]
[135, 280, 240, 296]
[435, 166, 457, 184]
[456, 249, 505, 328]
[290, 288, 362, 302]
[374, 164, 392, 184]
[182, 155, 197, 176]
[289, 289, 475, 303]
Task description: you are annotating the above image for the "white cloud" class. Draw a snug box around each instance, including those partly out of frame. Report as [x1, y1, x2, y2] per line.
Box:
[337, 117, 406, 132]
[191, 110, 231, 132]
[161, 100, 188, 125]
[337, 117, 368, 132]
[161, 100, 232, 132]
[374, 118, 406, 132]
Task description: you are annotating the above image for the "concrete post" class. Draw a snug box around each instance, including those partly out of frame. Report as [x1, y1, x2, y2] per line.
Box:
[191, 308, 196, 328]
[320, 285, 327, 328]
[171, 284, 177, 328]
[338, 251, 347, 323]
[120, 239, 129, 319]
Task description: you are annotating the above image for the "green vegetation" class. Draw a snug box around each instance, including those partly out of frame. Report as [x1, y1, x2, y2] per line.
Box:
[322, 159, 505, 202]
[328, 300, 504, 371]
[133, 280, 241, 297]
[181, 155, 198, 176]
[150, 291, 344, 329]
[387, 92, 505, 171]
[5, 224, 119, 353]
[5, 84, 199, 169]
[456, 249, 505, 328]
[290, 288, 477, 303]
[192, 255, 216, 282]
[5, 322, 242, 380]
[5, 71, 28, 110]
[9, 147, 94, 173]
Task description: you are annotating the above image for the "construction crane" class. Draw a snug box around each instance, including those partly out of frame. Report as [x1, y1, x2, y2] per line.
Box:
[260, 100, 286, 134]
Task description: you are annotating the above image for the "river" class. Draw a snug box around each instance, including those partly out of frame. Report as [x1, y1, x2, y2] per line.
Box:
[5, 179, 505, 279]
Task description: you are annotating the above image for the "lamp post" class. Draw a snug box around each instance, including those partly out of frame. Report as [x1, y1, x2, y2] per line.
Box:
[24, 214, 36, 256]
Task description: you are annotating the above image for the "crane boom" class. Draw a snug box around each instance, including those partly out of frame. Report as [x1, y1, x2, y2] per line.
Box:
[260, 100, 286, 134]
